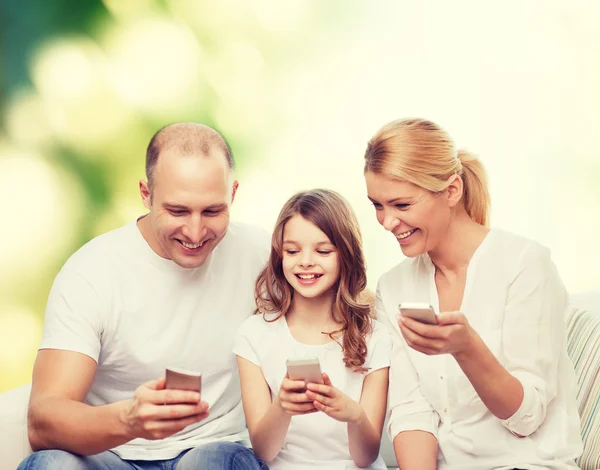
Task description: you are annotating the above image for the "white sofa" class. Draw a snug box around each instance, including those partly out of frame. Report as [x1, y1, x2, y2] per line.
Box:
[1, 292, 599, 470]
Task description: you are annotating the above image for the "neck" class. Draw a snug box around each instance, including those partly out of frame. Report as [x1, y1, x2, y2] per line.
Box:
[286, 290, 340, 331]
[428, 209, 489, 276]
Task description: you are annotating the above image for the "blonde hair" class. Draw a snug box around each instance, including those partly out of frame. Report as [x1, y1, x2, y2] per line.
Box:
[364, 118, 491, 227]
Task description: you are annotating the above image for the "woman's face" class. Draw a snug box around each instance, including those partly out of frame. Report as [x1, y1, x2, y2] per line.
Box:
[365, 171, 452, 258]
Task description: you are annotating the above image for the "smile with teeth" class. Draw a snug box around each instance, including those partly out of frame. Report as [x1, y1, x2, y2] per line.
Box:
[296, 273, 323, 280]
[180, 240, 205, 249]
[396, 228, 417, 240]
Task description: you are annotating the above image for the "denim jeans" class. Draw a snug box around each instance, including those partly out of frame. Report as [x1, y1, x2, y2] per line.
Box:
[17, 441, 267, 470]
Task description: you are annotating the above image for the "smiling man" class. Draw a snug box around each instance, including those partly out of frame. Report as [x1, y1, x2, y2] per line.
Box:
[18, 123, 270, 470]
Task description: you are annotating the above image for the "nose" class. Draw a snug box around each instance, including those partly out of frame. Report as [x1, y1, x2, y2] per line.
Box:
[382, 210, 400, 232]
[181, 214, 206, 243]
[299, 250, 315, 268]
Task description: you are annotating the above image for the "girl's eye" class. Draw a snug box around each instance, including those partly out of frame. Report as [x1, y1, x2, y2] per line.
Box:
[317, 250, 332, 255]
[285, 250, 299, 255]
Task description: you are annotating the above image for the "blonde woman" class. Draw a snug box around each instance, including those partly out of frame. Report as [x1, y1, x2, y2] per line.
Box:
[364, 118, 582, 469]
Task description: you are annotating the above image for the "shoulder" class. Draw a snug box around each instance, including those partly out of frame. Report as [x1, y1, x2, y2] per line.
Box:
[367, 319, 392, 347]
[237, 312, 281, 335]
[57, 221, 136, 281]
[218, 221, 270, 260]
[377, 255, 427, 292]
[488, 228, 552, 270]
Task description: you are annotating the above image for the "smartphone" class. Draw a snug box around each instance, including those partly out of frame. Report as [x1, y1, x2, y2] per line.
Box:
[286, 358, 324, 385]
[165, 367, 202, 393]
[398, 302, 438, 325]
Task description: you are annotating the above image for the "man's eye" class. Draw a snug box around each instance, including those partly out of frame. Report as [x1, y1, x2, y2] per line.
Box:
[204, 210, 220, 216]
[169, 210, 186, 216]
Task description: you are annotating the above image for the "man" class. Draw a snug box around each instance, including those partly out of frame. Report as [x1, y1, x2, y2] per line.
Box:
[18, 123, 270, 469]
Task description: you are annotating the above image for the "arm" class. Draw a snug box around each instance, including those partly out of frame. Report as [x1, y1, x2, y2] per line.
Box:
[236, 356, 315, 462]
[375, 287, 439, 469]
[399, 243, 567, 437]
[393, 431, 438, 470]
[347, 368, 389, 467]
[28, 349, 208, 455]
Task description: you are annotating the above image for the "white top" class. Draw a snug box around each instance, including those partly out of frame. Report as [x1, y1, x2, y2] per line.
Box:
[40, 220, 270, 460]
[378, 228, 583, 470]
[233, 314, 392, 470]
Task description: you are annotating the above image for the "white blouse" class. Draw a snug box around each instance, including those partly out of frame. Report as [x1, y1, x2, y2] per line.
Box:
[377, 228, 582, 469]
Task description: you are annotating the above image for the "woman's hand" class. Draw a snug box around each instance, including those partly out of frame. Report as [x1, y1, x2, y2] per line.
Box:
[398, 311, 478, 359]
[305, 373, 363, 424]
[275, 374, 318, 415]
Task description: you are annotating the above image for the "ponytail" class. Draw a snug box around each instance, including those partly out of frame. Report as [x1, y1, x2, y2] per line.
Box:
[457, 150, 490, 227]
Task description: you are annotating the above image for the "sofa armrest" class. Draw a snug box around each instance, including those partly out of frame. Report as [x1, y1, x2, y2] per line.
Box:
[0, 384, 33, 470]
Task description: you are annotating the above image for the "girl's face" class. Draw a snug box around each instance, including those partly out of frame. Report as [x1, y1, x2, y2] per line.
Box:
[281, 214, 340, 302]
[365, 171, 452, 258]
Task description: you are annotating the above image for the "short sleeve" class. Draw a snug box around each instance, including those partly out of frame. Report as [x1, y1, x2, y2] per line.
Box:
[232, 315, 263, 366]
[365, 321, 392, 374]
[40, 266, 103, 362]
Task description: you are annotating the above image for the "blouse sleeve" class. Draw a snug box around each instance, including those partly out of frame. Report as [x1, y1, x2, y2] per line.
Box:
[499, 242, 568, 437]
[377, 285, 440, 441]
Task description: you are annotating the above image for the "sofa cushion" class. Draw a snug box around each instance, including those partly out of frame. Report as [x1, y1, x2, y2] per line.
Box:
[566, 302, 600, 470]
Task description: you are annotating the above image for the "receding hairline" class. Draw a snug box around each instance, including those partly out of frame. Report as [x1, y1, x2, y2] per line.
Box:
[146, 122, 234, 186]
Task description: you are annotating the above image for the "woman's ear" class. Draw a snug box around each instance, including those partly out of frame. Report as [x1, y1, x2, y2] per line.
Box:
[446, 174, 464, 208]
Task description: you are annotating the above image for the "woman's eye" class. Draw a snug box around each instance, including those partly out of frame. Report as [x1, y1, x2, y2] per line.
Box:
[396, 204, 410, 210]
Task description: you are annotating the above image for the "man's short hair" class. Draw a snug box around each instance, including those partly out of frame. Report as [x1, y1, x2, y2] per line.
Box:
[145, 122, 234, 191]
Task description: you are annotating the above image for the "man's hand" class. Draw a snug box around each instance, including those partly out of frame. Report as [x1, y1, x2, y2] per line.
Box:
[275, 374, 318, 416]
[398, 311, 477, 358]
[120, 377, 209, 440]
[305, 373, 363, 424]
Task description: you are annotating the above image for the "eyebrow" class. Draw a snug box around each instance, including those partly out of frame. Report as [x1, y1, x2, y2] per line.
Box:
[282, 240, 334, 246]
[367, 196, 412, 204]
[163, 203, 227, 211]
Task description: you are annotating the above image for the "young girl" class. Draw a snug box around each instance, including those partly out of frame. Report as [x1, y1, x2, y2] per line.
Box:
[233, 189, 391, 470]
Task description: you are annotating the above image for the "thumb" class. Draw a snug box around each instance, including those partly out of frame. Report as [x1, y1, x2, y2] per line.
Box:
[436, 311, 465, 326]
[154, 377, 167, 390]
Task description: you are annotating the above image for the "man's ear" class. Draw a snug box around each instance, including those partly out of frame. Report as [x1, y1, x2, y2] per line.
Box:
[446, 174, 464, 208]
[231, 180, 239, 204]
[139, 179, 152, 209]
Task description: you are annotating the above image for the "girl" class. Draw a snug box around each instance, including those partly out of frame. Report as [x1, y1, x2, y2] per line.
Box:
[364, 118, 582, 469]
[233, 189, 391, 470]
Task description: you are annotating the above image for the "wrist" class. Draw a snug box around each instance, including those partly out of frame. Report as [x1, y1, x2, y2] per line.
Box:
[453, 330, 481, 363]
[348, 404, 366, 426]
[114, 400, 135, 440]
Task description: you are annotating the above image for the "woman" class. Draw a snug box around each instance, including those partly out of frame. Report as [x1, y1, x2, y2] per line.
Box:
[364, 118, 582, 469]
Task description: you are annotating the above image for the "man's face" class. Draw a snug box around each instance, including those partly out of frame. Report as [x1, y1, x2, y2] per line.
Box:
[140, 148, 238, 269]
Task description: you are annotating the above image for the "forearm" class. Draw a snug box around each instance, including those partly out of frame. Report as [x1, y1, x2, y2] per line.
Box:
[248, 396, 292, 462]
[347, 408, 381, 468]
[393, 430, 437, 470]
[454, 333, 524, 420]
[28, 396, 131, 455]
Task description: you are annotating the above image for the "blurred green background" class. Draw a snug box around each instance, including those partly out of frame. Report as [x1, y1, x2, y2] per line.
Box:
[1, 0, 599, 393]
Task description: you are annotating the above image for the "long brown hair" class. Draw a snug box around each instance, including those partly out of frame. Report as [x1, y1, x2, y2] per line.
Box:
[364, 118, 491, 226]
[254, 189, 372, 371]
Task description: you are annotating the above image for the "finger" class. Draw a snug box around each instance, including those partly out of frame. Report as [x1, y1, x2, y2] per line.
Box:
[322, 372, 332, 387]
[281, 400, 318, 413]
[305, 390, 333, 406]
[400, 324, 444, 352]
[313, 400, 329, 414]
[141, 402, 208, 421]
[155, 377, 166, 390]
[305, 383, 334, 397]
[436, 311, 467, 326]
[281, 378, 307, 391]
[149, 388, 201, 405]
[399, 316, 445, 339]
[144, 411, 208, 435]
[280, 390, 313, 404]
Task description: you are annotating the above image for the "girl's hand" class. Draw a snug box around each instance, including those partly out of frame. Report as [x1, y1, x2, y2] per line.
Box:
[398, 311, 477, 358]
[305, 373, 363, 424]
[276, 374, 318, 415]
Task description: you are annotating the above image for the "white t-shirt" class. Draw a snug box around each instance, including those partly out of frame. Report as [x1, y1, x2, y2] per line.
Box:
[378, 228, 582, 470]
[40, 220, 270, 460]
[233, 313, 392, 470]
